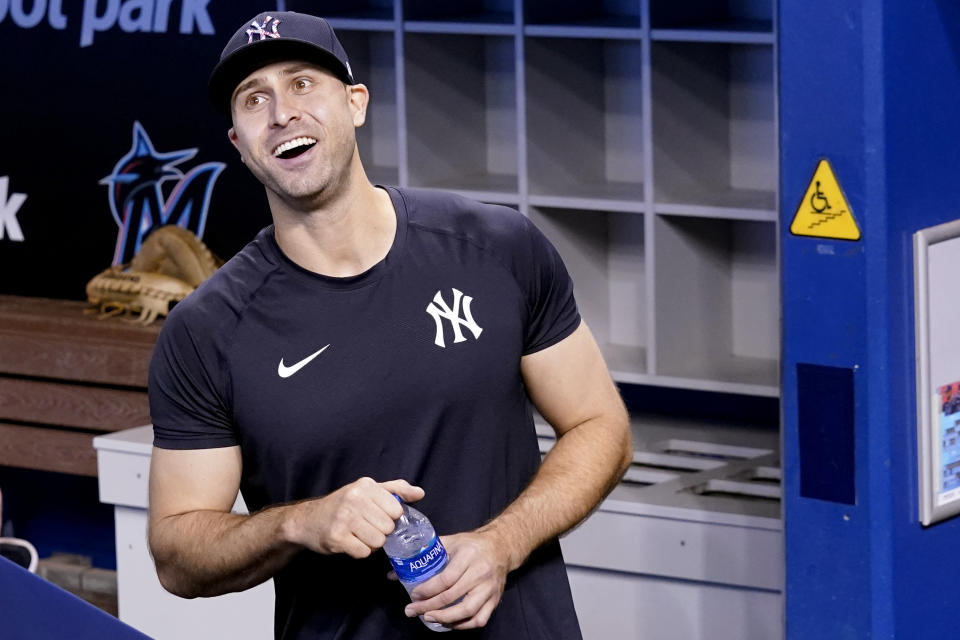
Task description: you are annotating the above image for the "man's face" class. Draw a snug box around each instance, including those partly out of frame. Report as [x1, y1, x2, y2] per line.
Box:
[227, 61, 367, 207]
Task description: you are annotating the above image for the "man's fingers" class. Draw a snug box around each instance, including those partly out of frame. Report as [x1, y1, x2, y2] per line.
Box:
[445, 598, 499, 630]
[406, 562, 473, 615]
[379, 479, 425, 506]
[409, 553, 463, 602]
[408, 584, 465, 614]
[362, 502, 399, 536]
[351, 519, 389, 552]
[339, 534, 377, 559]
[423, 585, 485, 624]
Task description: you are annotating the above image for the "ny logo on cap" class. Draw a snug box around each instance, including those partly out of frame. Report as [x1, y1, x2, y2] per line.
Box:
[246, 16, 281, 43]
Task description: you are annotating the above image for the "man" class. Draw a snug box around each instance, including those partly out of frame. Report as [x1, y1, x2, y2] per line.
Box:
[147, 10, 632, 639]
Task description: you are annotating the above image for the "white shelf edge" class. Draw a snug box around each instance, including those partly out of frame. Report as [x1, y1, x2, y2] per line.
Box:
[610, 370, 780, 398]
[623, 467, 680, 484]
[653, 203, 777, 222]
[696, 478, 782, 500]
[403, 21, 517, 36]
[439, 189, 521, 205]
[633, 451, 726, 471]
[599, 487, 782, 530]
[528, 195, 646, 213]
[650, 28, 774, 45]
[92, 424, 154, 455]
[524, 25, 644, 40]
[656, 439, 774, 459]
[325, 18, 397, 32]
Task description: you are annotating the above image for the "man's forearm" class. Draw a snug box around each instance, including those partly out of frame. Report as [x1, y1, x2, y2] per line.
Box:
[478, 415, 632, 572]
[148, 477, 425, 599]
[149, 504, 299, 598]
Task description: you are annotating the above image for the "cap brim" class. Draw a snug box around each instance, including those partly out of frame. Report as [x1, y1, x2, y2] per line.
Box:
[208, 38, 353, 115]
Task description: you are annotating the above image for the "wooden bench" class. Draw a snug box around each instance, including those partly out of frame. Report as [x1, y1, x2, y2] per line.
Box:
[0, 295, 160, 477]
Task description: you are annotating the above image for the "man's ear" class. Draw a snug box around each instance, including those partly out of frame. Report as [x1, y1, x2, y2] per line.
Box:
[347, 83, 369, 127]
[227, 128, 244, 163]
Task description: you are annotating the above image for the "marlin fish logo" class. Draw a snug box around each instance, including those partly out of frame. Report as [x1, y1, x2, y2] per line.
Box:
[101, 122, 225, 265]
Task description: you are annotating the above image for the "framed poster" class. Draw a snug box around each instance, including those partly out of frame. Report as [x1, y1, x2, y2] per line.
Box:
[915, 218, 960, 525]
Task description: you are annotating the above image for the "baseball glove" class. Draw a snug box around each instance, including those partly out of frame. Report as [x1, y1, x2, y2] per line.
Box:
[85, 225, 221, 325]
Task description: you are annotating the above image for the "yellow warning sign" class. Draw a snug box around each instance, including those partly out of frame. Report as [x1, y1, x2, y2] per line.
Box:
[790, 159, 860, 241]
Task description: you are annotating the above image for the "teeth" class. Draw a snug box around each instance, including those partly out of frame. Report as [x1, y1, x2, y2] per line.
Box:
[273, 137, 317, 157]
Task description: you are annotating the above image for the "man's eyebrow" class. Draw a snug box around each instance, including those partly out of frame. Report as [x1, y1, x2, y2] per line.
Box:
[233, 76, 265, 102]
[279, 64, 312, 76]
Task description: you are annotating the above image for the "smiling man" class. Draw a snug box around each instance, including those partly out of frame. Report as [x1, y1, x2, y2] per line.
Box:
[146, 11, 632, 640]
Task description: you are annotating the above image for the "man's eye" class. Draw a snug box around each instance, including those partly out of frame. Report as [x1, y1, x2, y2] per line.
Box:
[245, 94, 265, 108]
[294, 78, 312, 91]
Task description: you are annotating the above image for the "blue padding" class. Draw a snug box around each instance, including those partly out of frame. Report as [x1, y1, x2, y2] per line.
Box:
[0, 556, 152, 639]
[797, 364, 856, 505]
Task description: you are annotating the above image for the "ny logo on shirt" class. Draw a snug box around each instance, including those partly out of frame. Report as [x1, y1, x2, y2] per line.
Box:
[426, 288, 483, 348]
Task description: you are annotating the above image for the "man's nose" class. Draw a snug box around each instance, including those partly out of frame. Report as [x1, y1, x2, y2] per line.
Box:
[270, 92, 301, 127]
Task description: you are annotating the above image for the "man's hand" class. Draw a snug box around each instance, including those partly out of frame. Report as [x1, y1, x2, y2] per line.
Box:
[283, 477, 424, 559]
[403, 530, 511, 630]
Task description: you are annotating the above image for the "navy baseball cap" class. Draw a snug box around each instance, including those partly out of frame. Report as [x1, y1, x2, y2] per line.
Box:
[209, 11, 355, 115]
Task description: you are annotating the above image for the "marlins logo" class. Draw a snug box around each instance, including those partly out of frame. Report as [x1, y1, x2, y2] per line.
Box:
[101, 122, 225, 265]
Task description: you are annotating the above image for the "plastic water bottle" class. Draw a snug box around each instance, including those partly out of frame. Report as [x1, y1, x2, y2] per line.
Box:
[384, 496, 451, 632]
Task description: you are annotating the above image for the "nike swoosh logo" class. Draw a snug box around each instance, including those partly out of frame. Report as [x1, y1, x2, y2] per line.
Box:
[278, 344, 330, 378]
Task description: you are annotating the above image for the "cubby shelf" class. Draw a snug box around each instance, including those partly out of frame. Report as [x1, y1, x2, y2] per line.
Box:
[526, 36, 645, 206]
[652, 41, 776, 212]
[404, 32, 518, 195]
[302, 0, 779, 397]
[529, 206, 649, 380]
[653, 215, 779, 395]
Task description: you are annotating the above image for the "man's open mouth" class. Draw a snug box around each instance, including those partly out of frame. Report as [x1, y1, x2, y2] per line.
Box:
[273, 137, 317, 159]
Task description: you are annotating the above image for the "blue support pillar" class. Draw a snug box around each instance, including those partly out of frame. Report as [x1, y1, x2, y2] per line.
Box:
[781, 1, 960, 637]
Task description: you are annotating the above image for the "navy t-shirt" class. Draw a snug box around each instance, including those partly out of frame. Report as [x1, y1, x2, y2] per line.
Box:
[149, 187, 583, 639]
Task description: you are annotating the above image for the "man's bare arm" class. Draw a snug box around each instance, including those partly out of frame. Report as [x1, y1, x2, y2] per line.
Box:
[406, 320, 632, 629]
[482, 321, 633, 566]
[148, 445, 423, 598]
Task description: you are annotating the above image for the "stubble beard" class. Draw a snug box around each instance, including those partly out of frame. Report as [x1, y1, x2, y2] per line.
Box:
[260, 138, 357, 211]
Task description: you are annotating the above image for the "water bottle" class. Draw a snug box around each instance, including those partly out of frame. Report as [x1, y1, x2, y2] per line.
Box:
[384, 496, 451, 632]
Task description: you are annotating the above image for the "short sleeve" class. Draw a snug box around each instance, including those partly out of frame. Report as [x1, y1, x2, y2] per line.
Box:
[517, 215, 582, 355]
[148, 307, 237, 450]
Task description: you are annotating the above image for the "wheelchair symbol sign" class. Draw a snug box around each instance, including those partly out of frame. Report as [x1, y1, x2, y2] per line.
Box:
[791, 159, 860, 241]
